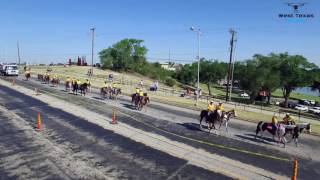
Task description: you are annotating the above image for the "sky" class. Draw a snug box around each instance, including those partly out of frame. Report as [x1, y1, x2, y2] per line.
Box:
[0, 0, 319, 65]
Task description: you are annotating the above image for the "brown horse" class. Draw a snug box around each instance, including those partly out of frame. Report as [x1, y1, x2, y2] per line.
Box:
[25, 72, 31, 81]
[51, 77, 60, 87]
[65, 80, 72, 91]
[44, 75, 50, 84]
[136, 95, 150, 111]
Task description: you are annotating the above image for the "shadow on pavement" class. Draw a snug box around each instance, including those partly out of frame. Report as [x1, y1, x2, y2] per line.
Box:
[121, 103, 137, 110]
[235, 134, 274, 145]
[177, 122, 202, 132]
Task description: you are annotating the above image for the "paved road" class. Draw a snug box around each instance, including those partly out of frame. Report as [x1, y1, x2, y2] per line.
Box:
[1, 76, 320, 179]
[0, 83, 232, 179]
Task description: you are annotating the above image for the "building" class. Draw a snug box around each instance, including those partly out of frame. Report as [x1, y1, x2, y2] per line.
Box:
[160, 62, 182, 71]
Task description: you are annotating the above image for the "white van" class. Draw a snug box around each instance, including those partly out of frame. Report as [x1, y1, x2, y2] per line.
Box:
[0, 64, 19, 76]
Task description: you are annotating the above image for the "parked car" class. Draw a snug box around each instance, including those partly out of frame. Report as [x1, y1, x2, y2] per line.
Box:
[298, 99, 316, 106]
[294, 104, 309, 111]
[280, 101, 297, 108]
[309, 107, 320, 114]
[240, 92, 249, 98]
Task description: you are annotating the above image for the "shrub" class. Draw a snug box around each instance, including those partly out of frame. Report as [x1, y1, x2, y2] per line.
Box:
[165, 77, 176, 87]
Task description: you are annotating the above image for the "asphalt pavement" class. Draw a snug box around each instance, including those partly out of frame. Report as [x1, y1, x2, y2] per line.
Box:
[1, 76, 320, 179]
[0, 83, 233, 179]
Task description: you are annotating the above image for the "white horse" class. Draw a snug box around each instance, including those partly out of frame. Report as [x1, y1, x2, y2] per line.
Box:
[218, 109, 237, 133]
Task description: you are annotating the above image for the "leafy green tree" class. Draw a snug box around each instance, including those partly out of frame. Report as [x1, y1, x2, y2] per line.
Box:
[199, 60, 227, 95]
[99, 39, 148, 71]
[175, 64, 197, 85]
[278, 53, 318, 107]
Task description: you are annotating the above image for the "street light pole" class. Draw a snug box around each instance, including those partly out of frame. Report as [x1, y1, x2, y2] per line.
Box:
[90, 27, 95, 76]
[190, 26, 201, 106]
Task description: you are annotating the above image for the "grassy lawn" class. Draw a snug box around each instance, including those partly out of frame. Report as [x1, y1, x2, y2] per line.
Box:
[28, 65, 320, 135]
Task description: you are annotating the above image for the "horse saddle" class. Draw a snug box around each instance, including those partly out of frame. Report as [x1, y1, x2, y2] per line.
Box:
[267, 125, 273, 130]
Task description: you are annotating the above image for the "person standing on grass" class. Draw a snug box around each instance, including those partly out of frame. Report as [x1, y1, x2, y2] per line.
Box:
[155, 80, 159, 91]
[139, 79, 144, 88]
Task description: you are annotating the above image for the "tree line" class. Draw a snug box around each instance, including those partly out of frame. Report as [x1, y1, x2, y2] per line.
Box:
[99, 38, 319, 107]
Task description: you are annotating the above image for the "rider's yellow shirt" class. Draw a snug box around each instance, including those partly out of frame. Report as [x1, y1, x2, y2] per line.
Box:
[135, 88, 140, 93]
[272, 117, 278, 124]
[112, 83, 117, 88]
[139, 92, 144, 96]
[77, 80, 81, 85]
[283, 116, 295, 124]
[207, 104, 215, 111]
[217, 105, 224, 111]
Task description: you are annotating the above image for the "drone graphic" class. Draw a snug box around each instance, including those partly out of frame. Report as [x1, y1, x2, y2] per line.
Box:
[285, 3, 307, 13]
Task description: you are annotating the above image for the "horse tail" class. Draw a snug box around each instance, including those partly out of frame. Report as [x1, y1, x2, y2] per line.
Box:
[256, 121, 263, 135]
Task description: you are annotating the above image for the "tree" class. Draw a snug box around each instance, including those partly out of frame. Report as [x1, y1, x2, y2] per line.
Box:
[278, 53, 318, 107]
[175, 64, 197, 85]
[199, 59, 227, 95]
[99, 39, 148, 71]
[233, 55, 281, 103]
[234, 59, 263, 102]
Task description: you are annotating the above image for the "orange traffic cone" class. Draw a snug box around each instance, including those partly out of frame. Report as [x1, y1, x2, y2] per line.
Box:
[37, 112, 42, 130]
[110, 108, 117, 124]
[292, 159, 298, 180]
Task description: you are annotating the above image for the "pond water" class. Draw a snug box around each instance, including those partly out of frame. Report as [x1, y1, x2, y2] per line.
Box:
[294, 87, 319, 97]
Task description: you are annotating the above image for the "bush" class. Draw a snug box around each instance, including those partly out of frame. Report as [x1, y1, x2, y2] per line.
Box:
[165, 77, 176, 87]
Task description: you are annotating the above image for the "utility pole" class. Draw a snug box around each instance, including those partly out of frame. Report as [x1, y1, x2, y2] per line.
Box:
[229, 35, 237, 101]
[17, 42, 21, 65]
[90, 27, 95, 76]
[226, 29, 236, 101]
[168, 48, 171, 64]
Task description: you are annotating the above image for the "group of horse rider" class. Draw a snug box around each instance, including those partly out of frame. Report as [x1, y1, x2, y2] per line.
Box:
[134, 87, 147, 101]
[270, 113, 295, 130]
[207, 101, 224, 115]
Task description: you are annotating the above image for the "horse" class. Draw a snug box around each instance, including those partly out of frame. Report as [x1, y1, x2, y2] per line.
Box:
[136, 95, 150, 111]
[255, 122, 287, 147]
[51, 77, 60, 87]
[199, 109, 224, 131]
[65, 80, 72, 92]
[44, 75, 50, 84]
[79, 83, 88, 96]
[218, 109, 237, 133]
[284, 123, 311, 147]
[37, 74, 44, 81]
[110, 88, 121, 100]
[72, 81, 79, 95]
[131, 93, 138, 105]
[100, 87, 110, 99]
[25, 72, 31, 81]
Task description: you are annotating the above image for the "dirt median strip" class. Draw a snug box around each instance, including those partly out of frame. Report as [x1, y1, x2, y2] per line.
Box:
[0, 78, 289, 180]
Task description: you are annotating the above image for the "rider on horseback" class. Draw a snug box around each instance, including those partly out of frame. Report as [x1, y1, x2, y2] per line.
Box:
[271, 116, 278, 132]
[282, 113, 295, 125]
[207, 101, 215, 115]
[77, 79, 82, 85]
[66, 76, 71, 82]
[86, 79, 91, 92]
[103, 81, 108, 88]
[217, 101, 224, 111]
[139, 89, 144, 102]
